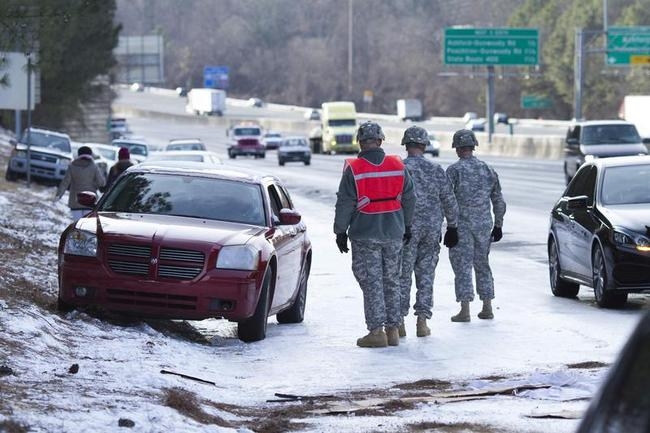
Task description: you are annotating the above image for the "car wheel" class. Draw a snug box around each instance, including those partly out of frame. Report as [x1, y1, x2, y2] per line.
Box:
[278, 159, 285, 166]
[277, 260, 309, 324]
[237, 268, 271, 342]
[5, 167, 18, 182]
[304, 159, 310, 166]
[228, 150, 235, 159]
[261, 153, 266, 159]
[548, 238, 579, 297]
[592, 246, 628, 308]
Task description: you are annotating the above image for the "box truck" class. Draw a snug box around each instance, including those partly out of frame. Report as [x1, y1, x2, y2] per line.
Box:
[619, 95, 650, 139]
[396, 98, 423, 121]
[185, 88, 226, 116]
[311, 101, 358, 154]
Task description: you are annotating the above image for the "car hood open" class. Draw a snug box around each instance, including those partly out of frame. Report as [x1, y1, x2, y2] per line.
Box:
[78, 213, 263, 247]
[600, 204, 650, 234]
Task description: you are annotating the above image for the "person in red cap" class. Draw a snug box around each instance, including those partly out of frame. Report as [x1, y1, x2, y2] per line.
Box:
[105, 147, 134, 190]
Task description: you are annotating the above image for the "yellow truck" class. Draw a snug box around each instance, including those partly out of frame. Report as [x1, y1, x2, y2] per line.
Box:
[310, 101, 358, 154]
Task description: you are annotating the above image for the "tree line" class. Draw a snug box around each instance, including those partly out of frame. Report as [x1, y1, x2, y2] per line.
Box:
[116, 0, 650, 120]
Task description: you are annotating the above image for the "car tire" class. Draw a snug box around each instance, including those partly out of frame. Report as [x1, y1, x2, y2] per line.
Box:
[237, 268, 271, 342]
[261, 153, 266, 159]
[5, 167, 18, 182]
[592, 246, 628, 308]
[304, 159, 310, 166]
[277, 260, 309, 324]
[548, 238, 579, 298]
[228, 150, 235, 159]
[279, 159, 285, 166]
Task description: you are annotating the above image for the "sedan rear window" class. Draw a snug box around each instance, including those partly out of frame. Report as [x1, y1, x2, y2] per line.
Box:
[100, 173, 266, 225]
[601, 165, 650, 205]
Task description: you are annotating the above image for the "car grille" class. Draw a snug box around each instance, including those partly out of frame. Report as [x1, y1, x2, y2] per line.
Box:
[106, 288, 197, 310]
[237, 139, 260, 147]
[106, 244, 205, 280]
[286, 151, 307, 157]
[31, 152, 58, 163]
[335, 134, 353, 144]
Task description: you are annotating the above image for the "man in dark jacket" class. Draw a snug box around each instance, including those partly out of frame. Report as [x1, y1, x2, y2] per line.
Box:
[105, 147, 134, 190]
[334, 121, 416, 348]
[55, 145, 106, 220]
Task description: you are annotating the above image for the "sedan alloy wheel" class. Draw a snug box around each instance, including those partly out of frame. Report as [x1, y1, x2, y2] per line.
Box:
[548, 238, 579, 298]
[592, 246, 627, 308]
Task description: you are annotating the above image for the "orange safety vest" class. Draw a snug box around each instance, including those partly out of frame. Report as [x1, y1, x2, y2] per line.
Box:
[345, 155, 405, 214]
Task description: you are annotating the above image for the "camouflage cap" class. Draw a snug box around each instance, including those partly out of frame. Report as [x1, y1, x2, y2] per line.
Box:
[356, 121, 385, 142]
[452, 129, 479, 148]
[401, 126, 430, 147]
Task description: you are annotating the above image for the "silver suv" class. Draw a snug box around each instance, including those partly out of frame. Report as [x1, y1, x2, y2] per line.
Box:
[564, 120, 649, 184]
[6, 127, 73, 184]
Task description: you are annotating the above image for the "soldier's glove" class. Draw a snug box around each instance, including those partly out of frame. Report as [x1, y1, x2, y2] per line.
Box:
[403, 226, 412, 244]
[491, 226, 503, 242]
[443, 227, 458, 248]
[336, 233, 349, 253]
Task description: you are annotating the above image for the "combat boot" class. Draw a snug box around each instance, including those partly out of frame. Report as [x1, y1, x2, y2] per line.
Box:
[398, 321, 406, 338]
[416, 315, 431, 337]
[385, 327, 399, 346]
[356, 327, 388, 348]
[451, 301, 470, 322]
[478, 298, 494, 320]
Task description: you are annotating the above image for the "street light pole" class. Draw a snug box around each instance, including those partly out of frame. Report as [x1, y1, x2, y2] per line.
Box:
[348, 0, 353, 96]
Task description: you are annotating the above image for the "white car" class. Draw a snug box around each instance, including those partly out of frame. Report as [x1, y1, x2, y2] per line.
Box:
[262, 132, 283, 150]
[425, 134, 441, 157]
[304, 109, 320, 121]
[85, 143, 120, 177]
[111, 138, 150, 163]
[278, 136, 311, 166]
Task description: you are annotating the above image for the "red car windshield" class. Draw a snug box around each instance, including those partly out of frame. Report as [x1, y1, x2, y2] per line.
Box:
[100, 173, 266, 225]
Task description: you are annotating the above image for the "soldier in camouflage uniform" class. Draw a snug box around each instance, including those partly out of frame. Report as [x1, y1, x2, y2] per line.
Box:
[446, 129, 506, 322]
[399, 126, 459, 337]
[334, 121, 416, 348]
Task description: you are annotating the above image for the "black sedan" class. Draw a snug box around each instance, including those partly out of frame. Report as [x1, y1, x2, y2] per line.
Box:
[547, 155, 650, 308]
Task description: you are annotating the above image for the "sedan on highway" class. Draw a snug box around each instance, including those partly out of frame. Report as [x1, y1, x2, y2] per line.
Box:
[57, 163, 312, 342]
[277, 136, 311, 166]
[547, 155, 650, 308]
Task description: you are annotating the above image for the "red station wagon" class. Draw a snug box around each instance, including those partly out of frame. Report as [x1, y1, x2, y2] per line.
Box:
[57, 162, 312, 342]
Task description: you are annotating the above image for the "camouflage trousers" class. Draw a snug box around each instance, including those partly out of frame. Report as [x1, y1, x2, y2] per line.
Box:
[399, 227, 441, 319]
[351, 239, 403, 331]
[448, 225, 494, 302]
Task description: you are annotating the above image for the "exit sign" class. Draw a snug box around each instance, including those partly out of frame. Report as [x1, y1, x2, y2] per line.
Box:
[444, 28, 539, 66]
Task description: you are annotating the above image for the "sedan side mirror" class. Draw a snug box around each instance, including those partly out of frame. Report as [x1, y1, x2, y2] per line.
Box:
[642, 137, 650, 145]
[567, 195, 588, 210]
[77, 191, 98, 208]
[566, 137, 579, 146]
[278, 208, 301, 225]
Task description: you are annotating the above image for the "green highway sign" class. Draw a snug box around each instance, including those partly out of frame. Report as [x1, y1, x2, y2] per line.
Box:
[607, 26, 650, 65]
[521, 95, 553, 109]
[444, 28, 539, 66]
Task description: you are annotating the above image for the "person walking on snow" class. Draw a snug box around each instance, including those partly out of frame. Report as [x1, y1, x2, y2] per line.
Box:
[334, 121, 416, 348]
[54, 145, 106, 221]
[105, 147, 134, 191]
[446, 129, 506, 322]
[398, 126, 459, 337]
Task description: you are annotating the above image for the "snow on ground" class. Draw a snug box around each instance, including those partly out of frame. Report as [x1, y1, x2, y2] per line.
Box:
[0, 128, 644, 433]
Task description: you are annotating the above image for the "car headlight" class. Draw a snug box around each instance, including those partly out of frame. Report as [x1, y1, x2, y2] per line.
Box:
[584, 154, 598, 162]
[613, 229, 650, 252]
[64, 229, 97, 257]
[216, 245, 259, 270]
[60, 158, 71, 167]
